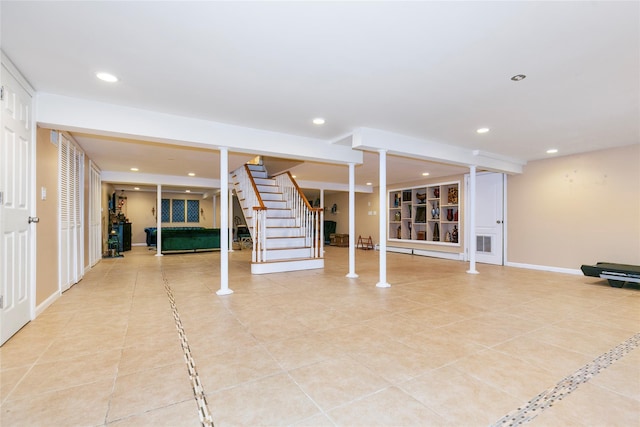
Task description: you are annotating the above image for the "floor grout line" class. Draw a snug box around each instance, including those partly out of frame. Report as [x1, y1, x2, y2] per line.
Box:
[161, 267, 214, 427]
[491, 331, 640, 426]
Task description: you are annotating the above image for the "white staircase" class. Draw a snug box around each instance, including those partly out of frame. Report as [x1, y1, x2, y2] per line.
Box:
[231, 163, 324, 274]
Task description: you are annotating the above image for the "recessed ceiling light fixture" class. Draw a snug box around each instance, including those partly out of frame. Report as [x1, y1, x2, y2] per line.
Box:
[291, 175, 297, 178]
[476, 128, 490, 134]
[511, 74, 526, 81]
[422, 172, 430, 176]
[312, 118, 325, 125]
[96, 72, 118, 83]
[546, 148, 558, 154]
[188, 172, 196, 177]
[366, 182, 372, 186]
[130, 167, 139, 171]
[134, 187, 140, 190]
[185, 190, 191, 193]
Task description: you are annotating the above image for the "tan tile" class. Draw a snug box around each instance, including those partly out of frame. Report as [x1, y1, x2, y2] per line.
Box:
[208, 373, 320, 426]
[289, 355, 389, 411]
[535, 382, 640, 426]
[107, 400, 202, 426]
[263, 333, 344, 371]
[107, 363, 194, 421]
[118, 341, 185, 375]
[0, 378, 113, 426]
[197, 343, 284, 392]
[0, 366, 28, 403]
[8, 349, 121, 400]
[401, 365, 523, 425]
[451, 349, 559, 402]
[327, 386, 445, 426]
[492, 335, 592, 377]
[590, 357, 640, 401]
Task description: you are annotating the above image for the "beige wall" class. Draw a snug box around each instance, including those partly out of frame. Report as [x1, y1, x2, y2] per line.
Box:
[35, 127, 59, 306]
[321, 172, 465, 254]
[122, 191, 217, 245]
[508, 144, 640, 269]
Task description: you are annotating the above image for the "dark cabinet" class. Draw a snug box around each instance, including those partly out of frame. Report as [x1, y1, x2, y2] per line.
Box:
[115, 222, 132, 252]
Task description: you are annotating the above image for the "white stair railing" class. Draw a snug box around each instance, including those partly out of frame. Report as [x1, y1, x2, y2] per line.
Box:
[274, 172, 324, 259]
[232, 165, 266, 257]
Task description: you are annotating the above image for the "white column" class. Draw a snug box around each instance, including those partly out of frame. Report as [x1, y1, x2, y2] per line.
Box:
[376, 150, 391, 288]
[467, 165, 479, 274]
[212, 194, 217, 228]
[217, 147, 233, 295]
[155, 184, 163, 256]
[228, 188, 234, 252]
[320, 189, 325, 254]
[346, 163, 358, 278]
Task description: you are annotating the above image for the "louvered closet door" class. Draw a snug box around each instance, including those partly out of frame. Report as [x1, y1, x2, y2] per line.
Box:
[59, 134, 84, 292]
[89, 161, 101, 267]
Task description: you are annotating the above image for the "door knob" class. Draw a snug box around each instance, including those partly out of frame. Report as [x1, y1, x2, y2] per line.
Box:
[28, 216, 40, 224]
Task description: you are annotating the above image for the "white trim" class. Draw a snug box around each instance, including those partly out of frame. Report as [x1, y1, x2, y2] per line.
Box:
[505, 262, 582, 276]
[386, 246, 413, 255]
[413, 249, 464, 261]
[35, 291, 60, 317]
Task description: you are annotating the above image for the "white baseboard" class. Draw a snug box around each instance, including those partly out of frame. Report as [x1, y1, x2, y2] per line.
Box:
[132, 243, 147, 247]
[386, 246, 413, 255]
[35, 290, 61, 318]
[505, 261, 582, 275]
[413, 249, 464, 261]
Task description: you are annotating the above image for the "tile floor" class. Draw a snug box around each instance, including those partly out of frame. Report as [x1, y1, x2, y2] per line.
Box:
[1, 246, 638, 426]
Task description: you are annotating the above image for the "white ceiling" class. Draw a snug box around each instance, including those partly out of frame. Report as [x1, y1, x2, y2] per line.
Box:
[1, 1, 638, 190]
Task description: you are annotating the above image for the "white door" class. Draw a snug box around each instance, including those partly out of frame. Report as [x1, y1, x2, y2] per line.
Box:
[59, 133, 84, 292]
[89, 161, 102, 267]
[1, 63, 34, 344]
[470, 172, 505, 265]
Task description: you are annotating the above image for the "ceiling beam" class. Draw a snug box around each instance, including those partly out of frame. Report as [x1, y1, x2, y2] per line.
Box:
[36, 93, 364, 165]
[352, 127, 525, 174]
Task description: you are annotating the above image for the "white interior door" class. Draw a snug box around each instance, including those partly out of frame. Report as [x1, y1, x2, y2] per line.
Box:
[1, 63, 34, 345]
[470, 172, 505, 265]
[59, 133, 84, 292]
[89, 161, 101, 267]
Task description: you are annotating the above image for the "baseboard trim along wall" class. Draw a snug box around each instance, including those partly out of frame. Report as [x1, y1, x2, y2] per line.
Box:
[506, 261, 582, 275]
[35, 290, 61, 317]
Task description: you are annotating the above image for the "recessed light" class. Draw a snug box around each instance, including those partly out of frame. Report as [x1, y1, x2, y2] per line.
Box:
[366, 182, 372, 186]
[476, 128, 490, 134]
[130, 167, 139, 171]
[312, 118, 325, 125]
[546, 148, 558, 154]
[511, 74, 527, 81]
[422, 172, 430, 176]
[185, 190, 191, 193]
[134, 187, 140, 190]
[96, 72, 118, 83]
[291, 175, 297, 178]
[188, 172, 196, 177]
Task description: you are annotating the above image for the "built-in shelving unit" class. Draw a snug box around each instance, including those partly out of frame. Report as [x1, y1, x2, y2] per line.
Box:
[388, 181, 460, 245]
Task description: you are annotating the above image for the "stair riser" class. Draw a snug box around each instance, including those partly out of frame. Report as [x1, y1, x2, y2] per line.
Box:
[264, 201, 287, 209]
[257, 185, 279, 193]
[254, 177, 275, 186]
[265, 248, 313, 260]
[266, 228, 303, 238]
[266, 237, 306, 249]
[265, 218, 296, 227]
[261, 193, 283, 201]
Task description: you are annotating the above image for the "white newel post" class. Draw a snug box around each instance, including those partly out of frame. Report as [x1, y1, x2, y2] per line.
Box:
[376, 150, 391, 288]
[212, 194, 217, 228]
[228, 188, 234, 252]
[320, 189, 325, 254]
[217, 147, 233, 295]
[155, 184, 163, 256]
[467, 165, 479, 274]
[346, 163, 358, 278]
